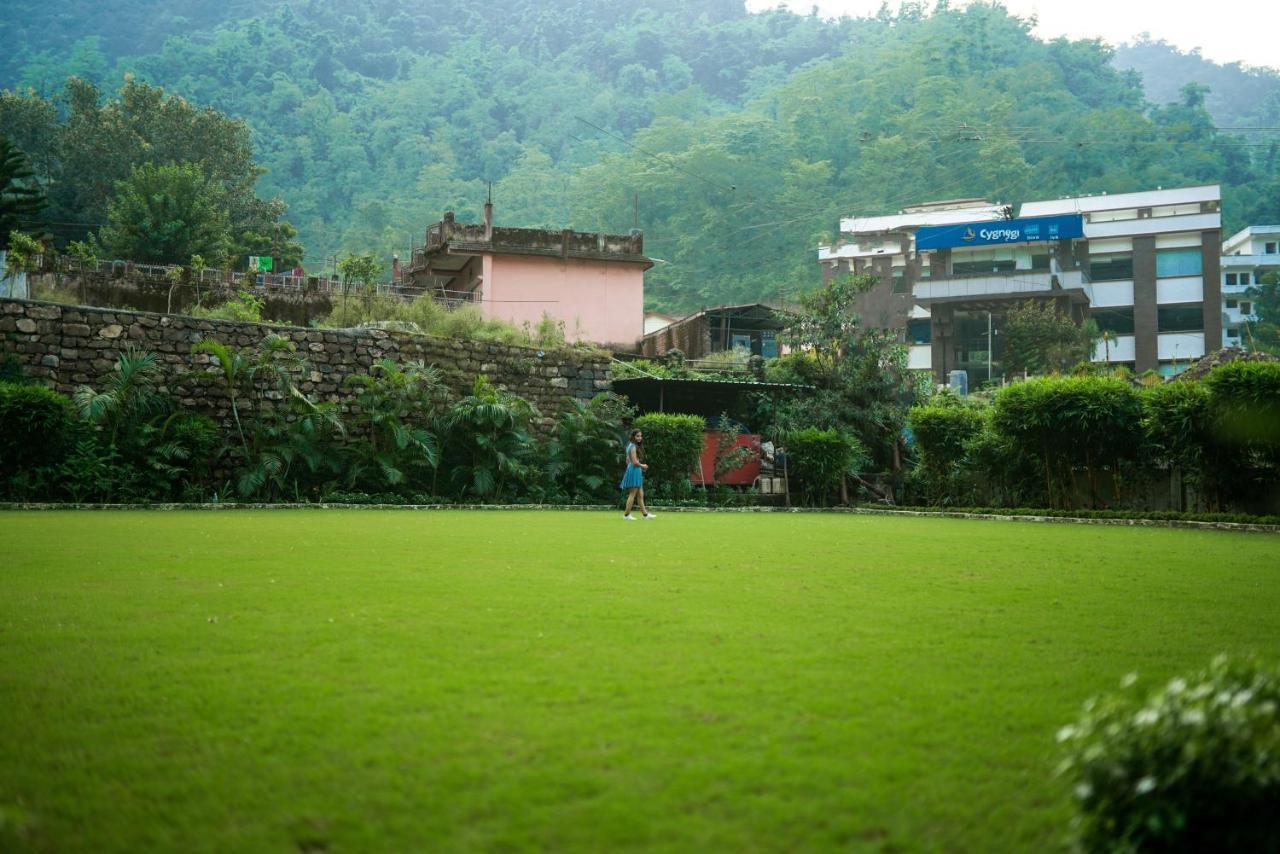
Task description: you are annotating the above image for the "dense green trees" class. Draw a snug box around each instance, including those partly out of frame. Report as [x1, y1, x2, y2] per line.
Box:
[2, 2, 1278, 309]
[0, 137, 45, 246]
[0, 77, 301, 264]
[96, 162, 230, 262]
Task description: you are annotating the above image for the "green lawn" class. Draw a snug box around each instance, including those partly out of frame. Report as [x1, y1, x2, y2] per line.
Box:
[1, 511, 1277, 852]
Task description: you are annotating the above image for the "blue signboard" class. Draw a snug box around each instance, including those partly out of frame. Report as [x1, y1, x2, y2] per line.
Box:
[915, 213, 1084, 250]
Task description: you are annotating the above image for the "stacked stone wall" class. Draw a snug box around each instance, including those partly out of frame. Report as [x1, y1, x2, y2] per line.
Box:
[0, 299, 612, 435]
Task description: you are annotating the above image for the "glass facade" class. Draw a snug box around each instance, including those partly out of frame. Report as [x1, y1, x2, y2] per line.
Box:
[1089, 253, 1133, 281]
[1155, 248, 1203, 278]
[1157, 304, 1204, 332]
[1091, 306, 1135, 335]
[906, 319, 932, 345]
[948, 310, 1003, 385]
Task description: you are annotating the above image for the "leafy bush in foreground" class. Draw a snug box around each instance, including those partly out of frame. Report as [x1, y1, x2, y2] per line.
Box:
[1056, 657, 1280, 852]
[0, 381, 75, 495]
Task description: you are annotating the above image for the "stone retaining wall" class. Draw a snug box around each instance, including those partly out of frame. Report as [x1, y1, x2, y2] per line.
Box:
[30, 271, 334, 327]
[0, 298, 612, 434]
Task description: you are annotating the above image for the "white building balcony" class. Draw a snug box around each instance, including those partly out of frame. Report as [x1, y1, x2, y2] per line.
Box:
[1083, 212, 1219, 240]
[1093, 335, 1137, 363]
[1090, 280, 1134, 307]
[1156, 276, 1204, 304]
[1158, 332, 1205, 362]
[1221, 253, 1280, 268]
[913, 269, 1088, 301]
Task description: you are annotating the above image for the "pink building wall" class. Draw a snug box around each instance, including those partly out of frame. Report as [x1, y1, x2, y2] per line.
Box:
[480, 254, 645, 347]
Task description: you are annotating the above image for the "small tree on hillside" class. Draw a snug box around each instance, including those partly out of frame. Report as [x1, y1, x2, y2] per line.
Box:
[336, 251, 384, 327]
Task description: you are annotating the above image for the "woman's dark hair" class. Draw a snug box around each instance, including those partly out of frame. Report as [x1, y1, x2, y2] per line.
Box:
[629, 428, 642, 443]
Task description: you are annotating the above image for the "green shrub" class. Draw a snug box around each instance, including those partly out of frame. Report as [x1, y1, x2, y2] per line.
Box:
[1142, 381, 1227, 507]
[188, 290, 265, 322]
[786, 427, 864, 506]
[1206, 360, 1280, 451]
[444, 376, 537, 501]
[993, 376, 1144, 509]
[0, 381, 75, 494]
[908, 399, 989, 505]
[1057, 656, 1280, 852]
[633, 413, 705, 490]
[547, 393, 634, 501]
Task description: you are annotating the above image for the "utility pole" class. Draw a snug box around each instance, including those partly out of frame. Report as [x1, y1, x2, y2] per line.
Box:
[987, 310, 993, 385]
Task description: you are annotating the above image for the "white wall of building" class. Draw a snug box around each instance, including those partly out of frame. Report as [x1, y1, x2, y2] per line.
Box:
[908, 345, 932, 371]
[1093, 335, 1137, 363]
[1156, 276, 1204, 304]
[1157, 332, 1205, 362]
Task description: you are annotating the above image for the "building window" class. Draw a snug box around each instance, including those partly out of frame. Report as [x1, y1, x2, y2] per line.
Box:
[1240, 302, 1253, 315]
[891, 271, 908, 294]
[951, 248, 1016, 275]
[1226, 299, 1238, 309]
[1156, 248, 1203, 278]
[1089, 253, 1133, 281]
[1240, 272, 1251, 285]
[1228, 327, 1240, 339]
[907, 319, 932, 345]
[1091, 307, 1135, 335]
[1266, 242, 1278, 254]
[1157, 305, 1204, 332]
[1225, 273, 1238, 286]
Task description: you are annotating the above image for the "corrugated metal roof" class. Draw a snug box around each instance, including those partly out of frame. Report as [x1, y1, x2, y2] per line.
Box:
[612, 377, 814, 391]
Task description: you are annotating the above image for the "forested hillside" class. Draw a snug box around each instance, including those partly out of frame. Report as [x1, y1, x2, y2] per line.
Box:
[3, 1, 1279, 312]
[1113, 38, 1280, 128]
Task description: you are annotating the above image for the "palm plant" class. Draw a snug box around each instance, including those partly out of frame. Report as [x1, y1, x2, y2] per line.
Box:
[73, 347, 171, 446]
[546, 393, 633, 500]
[192, 337, 252, 458]
[193, 333, 341, 500]
[445, 375, 537, 501]
[237, 391, 345, 500]
[344, 358, 449, 490]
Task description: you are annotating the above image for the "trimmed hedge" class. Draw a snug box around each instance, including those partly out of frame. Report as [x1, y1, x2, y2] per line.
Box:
[787, 427, 863, 507]
[0, 381, 75, 476]
[633, 413, 705, 489]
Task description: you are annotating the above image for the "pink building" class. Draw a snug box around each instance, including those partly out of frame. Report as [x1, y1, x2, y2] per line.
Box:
[404, 206, 651, 348]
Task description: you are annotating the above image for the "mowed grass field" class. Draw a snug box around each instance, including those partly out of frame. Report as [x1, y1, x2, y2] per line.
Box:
[1, 511, 1277, 852]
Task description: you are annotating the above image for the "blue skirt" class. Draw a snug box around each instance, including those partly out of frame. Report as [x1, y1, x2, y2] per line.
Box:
[620, 465, 643, 489]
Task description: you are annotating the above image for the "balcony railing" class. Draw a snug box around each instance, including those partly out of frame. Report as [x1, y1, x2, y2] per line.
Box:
[914, 269, 1089, 301]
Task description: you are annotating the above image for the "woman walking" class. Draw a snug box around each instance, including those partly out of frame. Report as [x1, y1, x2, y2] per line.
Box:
[621, 429, 655, 521]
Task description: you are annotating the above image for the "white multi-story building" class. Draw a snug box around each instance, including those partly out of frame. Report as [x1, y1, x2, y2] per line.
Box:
[1220, 225, 1280, 349]
[819, 185, 1224, 383]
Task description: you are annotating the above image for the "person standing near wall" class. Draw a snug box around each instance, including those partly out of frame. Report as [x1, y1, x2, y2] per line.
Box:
[621, 429, 655, 521]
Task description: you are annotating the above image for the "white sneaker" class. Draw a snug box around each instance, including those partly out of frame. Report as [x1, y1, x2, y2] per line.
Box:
[623, 514, 636, 521]
[643, 513, 656, 519]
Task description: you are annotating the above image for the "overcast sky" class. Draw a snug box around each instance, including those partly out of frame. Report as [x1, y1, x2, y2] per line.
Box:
[743, 0, 1277, 70]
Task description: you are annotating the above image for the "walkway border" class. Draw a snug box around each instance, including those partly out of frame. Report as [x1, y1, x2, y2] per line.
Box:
[2, 502, 1277, 533]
